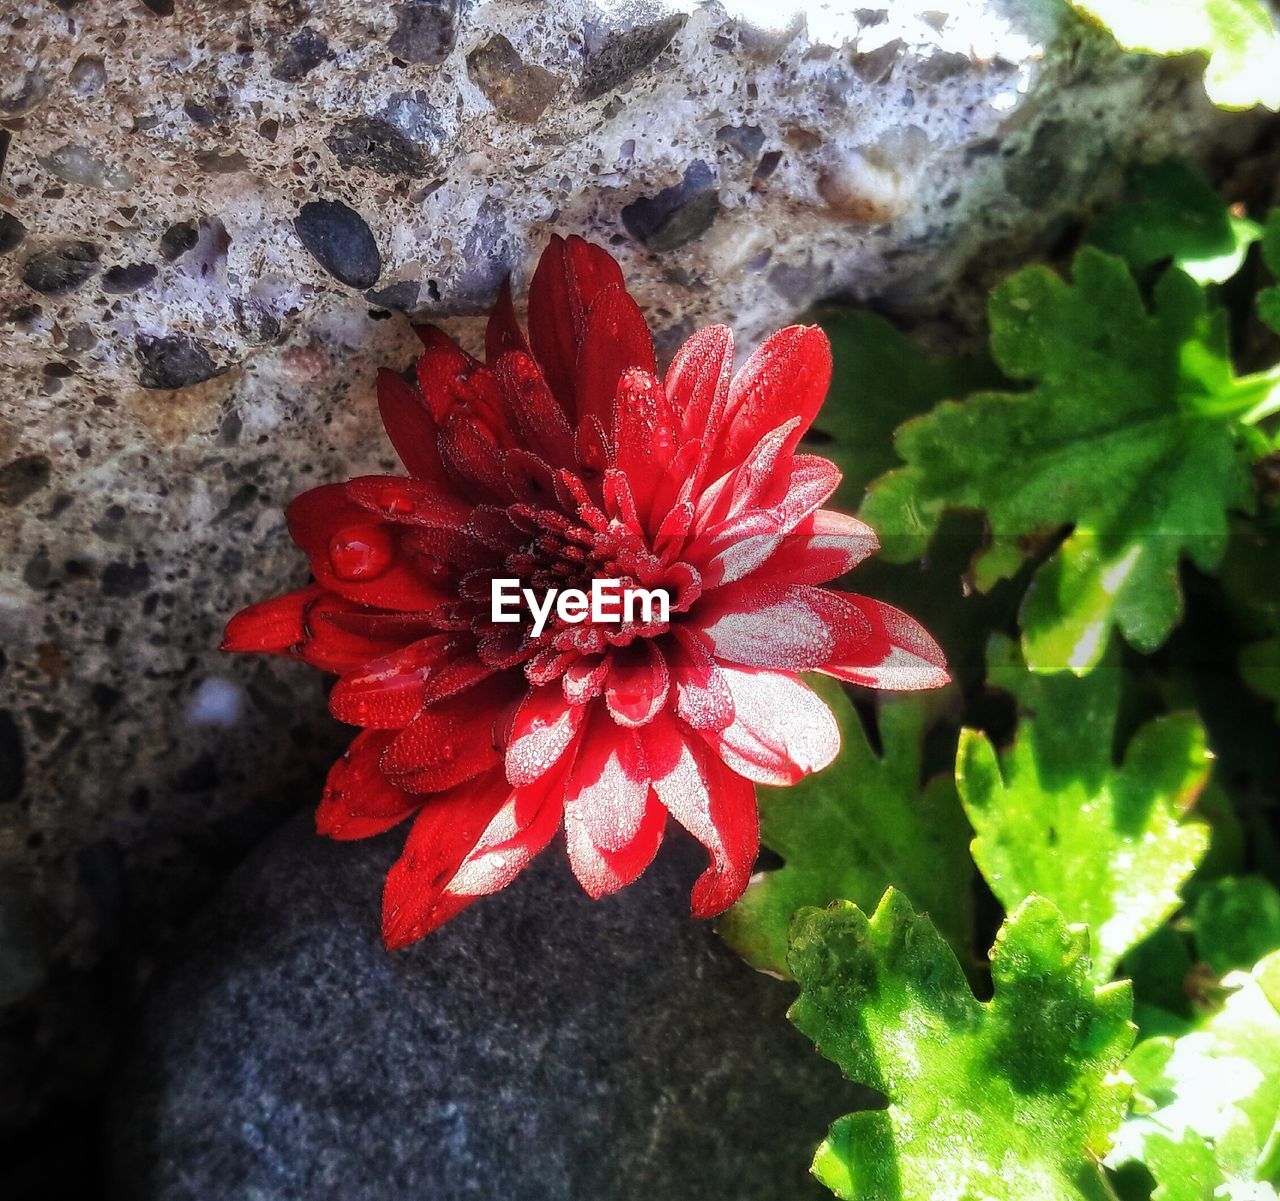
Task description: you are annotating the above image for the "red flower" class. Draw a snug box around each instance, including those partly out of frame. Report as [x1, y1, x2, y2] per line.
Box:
[222, 236, 947, 948]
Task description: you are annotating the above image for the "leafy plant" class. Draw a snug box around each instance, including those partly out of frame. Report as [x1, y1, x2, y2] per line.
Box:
[1108, 951, 1280, 1198]
[721, 160, 1280, 1201]
[1086, 160, 1261, 284]
[957, 638, 1212, 980]
[861, 245, 1279, 674]
[788, 891, 1135, 1200]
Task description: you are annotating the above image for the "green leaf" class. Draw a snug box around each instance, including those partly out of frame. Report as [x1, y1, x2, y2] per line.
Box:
[1193, 876, 1280, 977]
[1087, 160, 1261, 284]
[1068, 0, 1280, 111]
[1261, 211, 1280, 334]
[803, 310, 1002, 511]
[861, 248, 1257, 674]
[1108, 951, 1280, 1198]
[788, 891, 1135, 1200]
[719, 677, 971, 977]
[957, 639, 1212, 981]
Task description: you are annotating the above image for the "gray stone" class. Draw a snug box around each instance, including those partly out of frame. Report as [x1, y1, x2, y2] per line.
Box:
[365, 279, 422, 311]
[157, 221, 197, 261]
[388, 0, 460, 65]
[20, 241, 100, 295]
[324, 114, 436, 178]
[0, 213, 23, 256]
[269, 27, 331, 82]
[622, 159, 722, 251]
[102, 263, 158, 295]
[0, 0, 1259, 396]
[579, 12, 688, 101]
[0, 709, 23, 803]
[112, 815, 849, 1201]
[294, 200, 383, 289]
[0, 454, 51, 507]
[134, 332, 225, 389]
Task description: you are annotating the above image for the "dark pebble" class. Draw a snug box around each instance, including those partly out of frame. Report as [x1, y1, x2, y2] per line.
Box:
[579, 15, 686, 101]
[388, 0, 459, 65]
[21, 241, 101, 295]
[717, 124, 765, 159]
[0, 211, 24, 255]
[271, 27, 330, 82]
[364, 280, 421, 311]
[0, 454, 51, 507]
[324, 116, 433, 178]
[134, 333, 226, 389]
[101, 263, 158, 294]
[622, 160, 720, 251]
[158, 221, 199, 261]
[294, 199, 382, 288]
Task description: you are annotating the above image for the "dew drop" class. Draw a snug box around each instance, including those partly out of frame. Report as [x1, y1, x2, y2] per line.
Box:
[328, 523, 395, 581]
[379, 487, 415, 516]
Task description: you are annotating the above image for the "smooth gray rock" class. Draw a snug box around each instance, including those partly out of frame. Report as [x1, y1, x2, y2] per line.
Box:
[112, 815, 853, 1201]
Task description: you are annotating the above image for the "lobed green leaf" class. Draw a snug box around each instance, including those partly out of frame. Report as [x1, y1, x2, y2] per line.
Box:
[788, 891, 1135, 1200]
[957, 639, 1212, 980]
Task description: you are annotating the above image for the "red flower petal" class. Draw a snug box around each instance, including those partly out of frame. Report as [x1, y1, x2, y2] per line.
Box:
[692, 582, 872, 672]
[344, 476, 474, 531]
[644, 712, 758, 917]
[381, 675, 519, 793]
[565, 794, 666, 900]
[667, 323, 734, 452]
[603, 639, 670, 727]
[574, 283, 656, 431]
[700, 666, 840, 785]
[484, 277, 530, 364]
[447, 779, 565, 897]
[491, 351, 577, 467]
[300, 593, 409, 674]
[376, 368, 446, 483]
[328, 634, 493, 729]
[748, 509, 879, 586]
[316, 730, 421, 841]
[612, 368, 678, 524]
[221, 584, 325, 655]
[527, 234, 625, 412]
[709, 324, 832, 480]
[506, 684, 589, 787]
[668, 626, 736, 731]
[286, 484, 453, 612]
[819, 594, 950, 691]
[565, 706, 650, 853]
[381, 768, 515, 949]
[690, 452, 841, 589]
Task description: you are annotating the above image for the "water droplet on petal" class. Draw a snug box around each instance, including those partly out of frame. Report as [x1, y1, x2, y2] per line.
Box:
[328, 523, 395, 581]
[379, 487, 416, 516]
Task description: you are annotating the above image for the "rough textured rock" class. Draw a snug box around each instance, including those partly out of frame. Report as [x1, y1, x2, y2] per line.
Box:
[0, 0, 1265, 1147]
[0, 0, 1254, 398]
[112, 815, 853, 1201]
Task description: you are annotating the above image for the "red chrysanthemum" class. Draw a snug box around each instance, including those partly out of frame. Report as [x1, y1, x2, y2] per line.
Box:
[222, 236, 948, 948]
